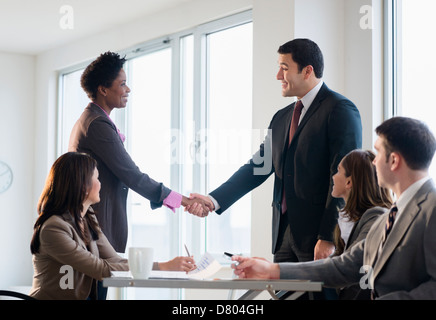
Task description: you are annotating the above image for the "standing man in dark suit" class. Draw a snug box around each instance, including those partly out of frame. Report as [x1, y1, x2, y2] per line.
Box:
[189, 39, 362, 263]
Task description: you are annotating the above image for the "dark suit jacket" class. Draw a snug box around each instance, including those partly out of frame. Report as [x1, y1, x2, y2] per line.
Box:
[69, 103, 171, 252]
[279, 179, 436, 300]
[336, 207, 385, 300]
[210, 83, 362, 254]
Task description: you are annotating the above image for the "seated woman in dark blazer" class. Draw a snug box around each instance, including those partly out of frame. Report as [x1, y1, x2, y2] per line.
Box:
[29, 152, 194, 300]
[330, 149, 392, 299]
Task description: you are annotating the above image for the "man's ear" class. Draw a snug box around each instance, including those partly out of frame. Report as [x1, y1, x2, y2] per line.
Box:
[303, 65, 314, 79]
[390, 152, 401, 171]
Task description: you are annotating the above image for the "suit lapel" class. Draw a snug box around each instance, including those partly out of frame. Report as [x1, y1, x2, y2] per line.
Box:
[61, 212, 89, 251]
[365, 215, 387, 268]
[289, 83, 329, 146]
[345, 221, 359, 250]
[281, 104, 295, 157]
[372, 181, 432, 279]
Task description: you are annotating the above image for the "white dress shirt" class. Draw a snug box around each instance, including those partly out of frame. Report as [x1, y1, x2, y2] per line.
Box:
[209, 80, 324, 211]
[298, 80, 324, 124]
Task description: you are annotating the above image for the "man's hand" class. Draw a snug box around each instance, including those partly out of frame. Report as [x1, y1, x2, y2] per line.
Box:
[184, 193, 215, 217]
[314, 239, 335, 260]
[181, 195, 212, 217]
[231, 256, 280, 279]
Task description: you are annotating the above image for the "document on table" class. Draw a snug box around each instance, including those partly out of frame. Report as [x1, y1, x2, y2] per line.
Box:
[187, 252, 222, 279]
[111, 252, 222, 280]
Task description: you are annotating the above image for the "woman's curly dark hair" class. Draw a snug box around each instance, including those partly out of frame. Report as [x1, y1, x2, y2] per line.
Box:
[80, 51, 126, 100]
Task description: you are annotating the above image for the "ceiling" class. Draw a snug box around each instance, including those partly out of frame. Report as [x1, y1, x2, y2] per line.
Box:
[0, 0, 192, 55]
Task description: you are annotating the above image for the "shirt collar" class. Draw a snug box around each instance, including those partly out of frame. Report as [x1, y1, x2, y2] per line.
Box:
[396, 176, 431, 214]
[300, 80, 323, 110]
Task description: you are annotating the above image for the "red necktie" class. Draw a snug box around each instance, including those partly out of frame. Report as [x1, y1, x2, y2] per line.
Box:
[282, 100, 304, 213]
[288, 100, 303, 145]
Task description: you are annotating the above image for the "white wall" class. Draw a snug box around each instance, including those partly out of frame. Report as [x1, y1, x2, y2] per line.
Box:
[0, 0, 384, 296]
[0, 52, 35, 288]
[344, 0, 384, 150]
[293, 0, 384, 149]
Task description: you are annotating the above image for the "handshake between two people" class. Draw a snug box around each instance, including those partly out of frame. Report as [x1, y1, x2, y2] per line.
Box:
[181, 193, 215, 217]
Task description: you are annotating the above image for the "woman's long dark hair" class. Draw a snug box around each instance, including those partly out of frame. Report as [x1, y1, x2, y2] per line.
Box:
[341, 149, 392, 221]
[30, 152, 100, 254]
[334, 149, 393, 255]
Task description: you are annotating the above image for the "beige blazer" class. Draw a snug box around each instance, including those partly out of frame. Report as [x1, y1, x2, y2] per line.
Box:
[30, 212, 128, 300]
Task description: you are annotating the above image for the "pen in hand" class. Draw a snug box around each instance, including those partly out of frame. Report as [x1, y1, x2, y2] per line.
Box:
[184, 244, 191, 257]
[183, 244, 197, 272]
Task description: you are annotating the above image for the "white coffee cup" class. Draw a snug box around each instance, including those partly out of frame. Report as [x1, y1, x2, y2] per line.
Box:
[128, 247, 154, 279]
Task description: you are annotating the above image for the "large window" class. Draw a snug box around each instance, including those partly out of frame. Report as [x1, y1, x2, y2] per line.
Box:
[124, 47, 175, 299]
[205, 22, 253, 255]
[387, 0, 436, 179]
[58, 69, 88, 153]
[58, 11, 253, 299]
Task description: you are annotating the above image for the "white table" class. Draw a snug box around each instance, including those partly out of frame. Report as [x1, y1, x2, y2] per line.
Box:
[103, 276, 323, 300]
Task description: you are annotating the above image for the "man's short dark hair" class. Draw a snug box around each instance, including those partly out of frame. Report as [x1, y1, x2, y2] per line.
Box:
[81, 51, 126, 100]
[376, 117, 436, 170]
[278, 38, 324, 78]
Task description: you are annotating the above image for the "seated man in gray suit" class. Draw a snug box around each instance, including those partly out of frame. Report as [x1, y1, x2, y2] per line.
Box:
[232, 117, 436, 300]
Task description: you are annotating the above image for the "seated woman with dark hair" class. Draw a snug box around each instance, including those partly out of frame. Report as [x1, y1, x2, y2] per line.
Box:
[30, 152, 128, 300]
[330, 149, 392, 299]
[29, 152, 196, 300]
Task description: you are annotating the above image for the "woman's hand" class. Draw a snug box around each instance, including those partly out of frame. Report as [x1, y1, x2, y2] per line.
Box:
[158, 256, 197, 273]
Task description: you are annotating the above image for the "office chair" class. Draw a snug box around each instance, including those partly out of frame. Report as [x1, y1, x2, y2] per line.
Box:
[0, 290, 36, 300]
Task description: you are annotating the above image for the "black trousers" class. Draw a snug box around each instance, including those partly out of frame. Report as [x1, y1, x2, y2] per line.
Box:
[273, 212, 337, 300]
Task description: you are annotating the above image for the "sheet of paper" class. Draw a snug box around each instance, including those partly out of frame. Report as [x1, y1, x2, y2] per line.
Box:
[187, 252, 222, 279]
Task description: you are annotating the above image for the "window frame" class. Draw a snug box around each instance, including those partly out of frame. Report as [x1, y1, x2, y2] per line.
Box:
[384, 0, 402, 119]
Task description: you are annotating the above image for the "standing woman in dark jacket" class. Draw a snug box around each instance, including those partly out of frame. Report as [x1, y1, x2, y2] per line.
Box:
[68, 52, 205, 298]
[69, 52, 209, 254]
[331, 149, 392, 299]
